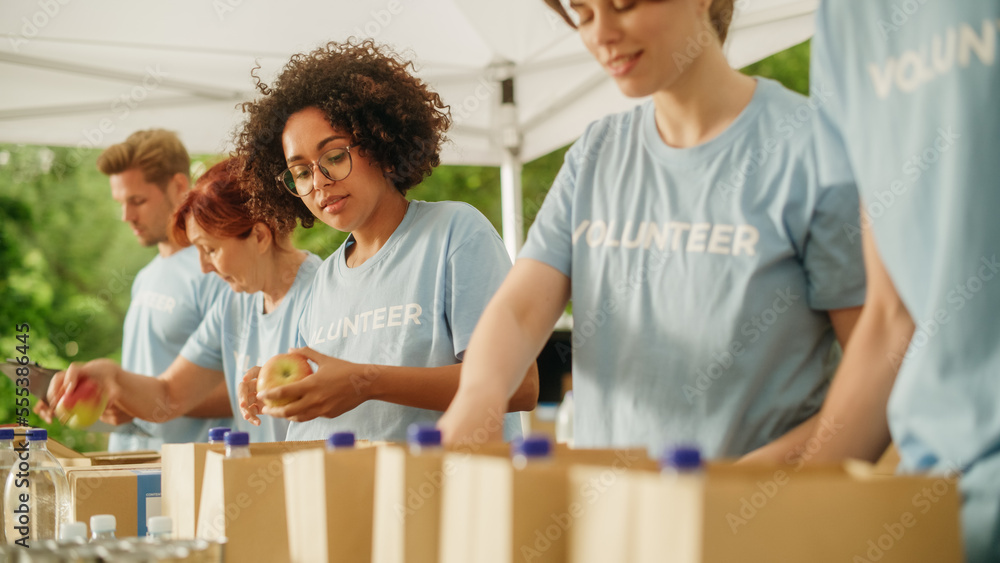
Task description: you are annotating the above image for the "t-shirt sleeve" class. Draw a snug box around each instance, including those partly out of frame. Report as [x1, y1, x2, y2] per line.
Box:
[801, 165, 867, 311]
[811, 3, 855, 191]
[517, 135, 584, 277]
[179, 296, 226, 370]
[446, 215, 513, 359]
[802, 6, 866, 311]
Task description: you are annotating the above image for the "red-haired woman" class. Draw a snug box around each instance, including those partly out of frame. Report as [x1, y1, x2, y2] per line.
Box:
[45, 159, 318, 442]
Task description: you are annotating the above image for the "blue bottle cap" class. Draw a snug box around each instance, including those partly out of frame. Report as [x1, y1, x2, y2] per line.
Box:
[407, 424, 441, 447]
[27, 428, 47, 441]
[225, 431, 250, 447]
[660, 445, 702, 471]
[0, 428, 15, 440]
[513, 434, 552, 458]
[208, 427, 231, 442]
[327, 432, 356, 448]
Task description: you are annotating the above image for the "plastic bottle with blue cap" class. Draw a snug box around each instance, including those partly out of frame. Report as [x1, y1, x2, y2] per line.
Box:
[407, 424, 442, 455]
[327, 431, 356, 451]
[660, 445, 704, 480]
[3, 428, 71, 541]
[512, 434, 553, 469]
[0, 427, 16, 544]
[208, 427, 231, 445]
[225, 431, 251, 459]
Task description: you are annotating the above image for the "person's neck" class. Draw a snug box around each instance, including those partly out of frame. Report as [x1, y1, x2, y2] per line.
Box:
[261, 244, 308, 314]
[348, 194, 409, 268]
[650, 46, 757, 149]
[156, 240, 184, 258]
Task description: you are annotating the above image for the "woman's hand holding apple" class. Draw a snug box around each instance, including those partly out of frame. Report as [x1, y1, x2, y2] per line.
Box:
[256, 347, 368, 423]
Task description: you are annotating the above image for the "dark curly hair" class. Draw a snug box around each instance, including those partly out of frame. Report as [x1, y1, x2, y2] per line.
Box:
[233, 38, 451, 228]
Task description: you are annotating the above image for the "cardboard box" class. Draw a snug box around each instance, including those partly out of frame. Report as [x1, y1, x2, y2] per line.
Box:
[439, 448, 655, 563]
[283, 447, 378, 563]
[372, 442, 518, 563]
[162, 442, 225, 539]
[571, 461, 964, 563]
[193, 442, 326, 563]
[162, 440, 323, 539]
[66, 464, 162, 537]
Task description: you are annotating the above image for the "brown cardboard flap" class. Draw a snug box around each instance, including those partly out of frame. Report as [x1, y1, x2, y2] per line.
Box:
[607, 462, 963, 563]
[162, 443, 225, 539]
[163, 440, 324, 539]
[441, 451, 649, 563]
[373, 446, 453, 563]
[284, 447, 377, 563]
[196, 450, 294, 563]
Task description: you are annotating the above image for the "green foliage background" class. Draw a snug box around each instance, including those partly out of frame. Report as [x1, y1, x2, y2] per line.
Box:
[0, 42, 809, 451]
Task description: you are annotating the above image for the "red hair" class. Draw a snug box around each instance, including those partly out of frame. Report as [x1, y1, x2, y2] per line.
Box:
[172, 159, 262, 246]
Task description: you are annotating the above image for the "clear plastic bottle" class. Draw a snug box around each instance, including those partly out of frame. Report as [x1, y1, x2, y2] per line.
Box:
[3, 428, 71, 543]
[406, 424, 442, 455]
[59, 521, 88, 543]
[326, 431, 356, 451]
[89, 514, 116, 542]
[555, 390, 574, 448]
[146, 515, 173, 542]
[0, 427, 17, 544]
[225, 431, 251, 458]
[207, 427, 231, 445]
[512, 434, 553, 469]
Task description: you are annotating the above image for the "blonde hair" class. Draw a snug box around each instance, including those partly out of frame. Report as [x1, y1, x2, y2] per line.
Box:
[96, 129, 190, 189]
[544, 0, 736, 43]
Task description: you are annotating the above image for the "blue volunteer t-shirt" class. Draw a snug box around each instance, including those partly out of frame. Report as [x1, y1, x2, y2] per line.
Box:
[519, 77, 866, 458]
[287, 200, 522, 442]
[113, 246, 233, 451]
[812, 2, 1000, 560]
[179, 252, 322, 443]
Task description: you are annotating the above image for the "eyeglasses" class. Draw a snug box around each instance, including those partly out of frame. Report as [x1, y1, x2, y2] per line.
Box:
[277, 145, 353, 197]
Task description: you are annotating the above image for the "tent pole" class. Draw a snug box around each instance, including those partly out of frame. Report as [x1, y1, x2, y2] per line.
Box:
[500, 148, 524, 262]
[496, 68, 524, 262]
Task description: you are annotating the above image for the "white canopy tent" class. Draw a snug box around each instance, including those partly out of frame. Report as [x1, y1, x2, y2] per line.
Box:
[0, 0, 817, 258]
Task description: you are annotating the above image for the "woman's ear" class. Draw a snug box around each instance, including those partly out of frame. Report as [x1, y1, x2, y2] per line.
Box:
[253, 223, 273, 253]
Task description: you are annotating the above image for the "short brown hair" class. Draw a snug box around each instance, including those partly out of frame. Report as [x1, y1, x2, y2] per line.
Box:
[96, 129, 190, 189]
[544, 0, 736, 43]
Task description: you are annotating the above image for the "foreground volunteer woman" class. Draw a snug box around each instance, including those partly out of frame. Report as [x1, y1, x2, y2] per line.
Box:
[439, 0, 866, 456]
[743, 2, 1000, 561]
[234, 39, 537, 441]
[46, 159, 318, 442]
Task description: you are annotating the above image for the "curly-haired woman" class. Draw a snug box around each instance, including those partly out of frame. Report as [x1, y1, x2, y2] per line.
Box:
[235, 39, 537, 442]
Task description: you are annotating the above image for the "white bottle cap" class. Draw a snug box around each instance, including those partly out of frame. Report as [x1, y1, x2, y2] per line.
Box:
[147, 515, 173, 535]
[60, 521, 88, 541]
[90, 514, 116, 533]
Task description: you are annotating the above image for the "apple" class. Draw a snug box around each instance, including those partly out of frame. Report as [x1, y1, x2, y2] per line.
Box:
[55, 377, 109, 429]
[258, 353, 313, 408]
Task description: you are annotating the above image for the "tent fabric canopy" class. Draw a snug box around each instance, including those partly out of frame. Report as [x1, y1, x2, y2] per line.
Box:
[0, 0, 818, 254]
